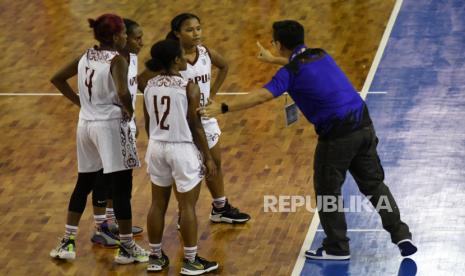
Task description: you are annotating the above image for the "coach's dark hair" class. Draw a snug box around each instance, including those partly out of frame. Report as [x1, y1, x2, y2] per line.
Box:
[88, 14, 124, 45]
[145, 39, 182, 71]
[123, 18, 139, 35]
[272, 20, 305, 51]
[166, 13, 201, 40]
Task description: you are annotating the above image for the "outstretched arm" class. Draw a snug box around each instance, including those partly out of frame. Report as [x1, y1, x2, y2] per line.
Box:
[256, 41, 288, 66]
[50, 56, 81, 107]
[200, 88, 274, 118]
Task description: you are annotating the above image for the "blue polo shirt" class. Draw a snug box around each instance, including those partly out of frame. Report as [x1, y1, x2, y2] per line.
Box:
[264, 45, 371, 139]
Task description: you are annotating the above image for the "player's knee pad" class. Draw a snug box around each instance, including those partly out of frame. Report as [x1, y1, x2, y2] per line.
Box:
[68, 171, 99, 213]
[92, 170, 108, 207]
[110, 169, 133, 220]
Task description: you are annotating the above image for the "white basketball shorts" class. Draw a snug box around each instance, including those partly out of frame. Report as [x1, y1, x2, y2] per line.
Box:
[201, 117, 221, 149]
[145, 140, 204, 193]
[77, 118, 140, 174]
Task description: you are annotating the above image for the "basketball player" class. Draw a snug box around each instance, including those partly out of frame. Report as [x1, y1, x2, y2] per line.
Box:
[143, 39, 219, 274]
[49, 14, 148, 264]
[94, 18, 144, 246]
[201, 20, 417, 260]
[139, 13, 250, 224]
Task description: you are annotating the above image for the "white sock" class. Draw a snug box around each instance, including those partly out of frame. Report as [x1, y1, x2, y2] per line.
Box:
[120, 233, 135, 248]
[213, 197, 226, 209]
[105, 208, 116, 223]
[149, 243, 162, 258]
[64, 224, 78, 240]
[94, 214, 106, 230]
[184, 246, 197, 262]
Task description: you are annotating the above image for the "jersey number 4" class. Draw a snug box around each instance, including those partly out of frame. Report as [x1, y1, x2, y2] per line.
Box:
[153, 95, 170, 130]
[84, 67, 95, 102]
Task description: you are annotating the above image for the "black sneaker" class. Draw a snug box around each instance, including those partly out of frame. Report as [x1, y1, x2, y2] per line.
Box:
[147, 251, 169, 272]
[397, 239, 417, 257]
[209, 200, 250, 224]
[181, 255, 219, 275]
[108, 221, 144, 236]
[305, 247, 350, 260]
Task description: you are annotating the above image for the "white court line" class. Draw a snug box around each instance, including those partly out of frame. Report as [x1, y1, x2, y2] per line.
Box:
[0, 91, 387, 96]
[0, 93, 63, 96]
[291, 0, 403, 275]
[0, 92, 249, 96]
[367, 91, 388, 94]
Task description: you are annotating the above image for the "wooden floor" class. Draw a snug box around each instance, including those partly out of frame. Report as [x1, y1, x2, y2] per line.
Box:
[0, 0, 394, 275]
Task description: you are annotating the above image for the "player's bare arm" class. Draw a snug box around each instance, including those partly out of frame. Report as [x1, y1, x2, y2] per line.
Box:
[137, 68, 159, 93]
[200, 88, 274, 118]
[209, 48, 228, 97]
[186, 81, 217, 177]
[142, 99, 150, 138]
[111, 55, 134, 118]
[50, 56, 81, 107]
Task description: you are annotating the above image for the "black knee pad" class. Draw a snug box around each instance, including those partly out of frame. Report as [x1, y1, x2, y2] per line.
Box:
[68, 170, 100, 213]
[92, 170, 108, 208]
[95, 171, 113, 201]
[110, 170, 133, 220]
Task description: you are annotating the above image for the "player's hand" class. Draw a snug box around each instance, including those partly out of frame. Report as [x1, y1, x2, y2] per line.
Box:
[205, 158, 217, 178]
[198, 100, 221, 118]
[257, 41, 275, 63]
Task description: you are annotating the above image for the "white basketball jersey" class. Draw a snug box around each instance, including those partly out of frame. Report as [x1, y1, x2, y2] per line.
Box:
[78, 48, 123, 121]
[144, 75, 193, 142]
[180, 45, 211, 107]
[128, 53, 138, 130]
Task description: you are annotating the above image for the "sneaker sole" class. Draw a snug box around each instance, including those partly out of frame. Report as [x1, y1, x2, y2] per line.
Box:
[132, 226, 144, 236]
[114, 256, 149, 264]
[50, 251, 76, 260]
[180, 263, 219, 275]
[147, 264, 166, 272]
[305, 253, 350, 260]
[209, 214, 250, 224]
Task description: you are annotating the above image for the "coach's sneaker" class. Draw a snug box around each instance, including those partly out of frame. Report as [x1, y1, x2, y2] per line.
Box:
[305, 247, 350, 260]
[181, 255, 219, 275]
[50, 236, 76, 260]
[114, 242, 149, 264]
[91, 221, 119, 248]
[397, 239, 417, 257]
[209, 200, 250, 224]
[147, 251, 169, 272]
[108, 222, 144, 237]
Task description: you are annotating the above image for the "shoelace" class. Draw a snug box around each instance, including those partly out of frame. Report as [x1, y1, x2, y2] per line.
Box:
[131, 243, 148, 256]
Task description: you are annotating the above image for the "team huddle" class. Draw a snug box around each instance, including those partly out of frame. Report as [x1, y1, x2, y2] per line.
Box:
[49, 9, 418, 276]
[49, 13, 249, 275]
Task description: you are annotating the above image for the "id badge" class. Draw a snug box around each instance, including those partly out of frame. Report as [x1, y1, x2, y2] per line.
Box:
[285, 102, 298, 126]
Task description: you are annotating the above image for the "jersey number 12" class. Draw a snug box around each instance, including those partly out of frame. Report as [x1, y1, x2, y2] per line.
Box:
[153, 95, 171, 130]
